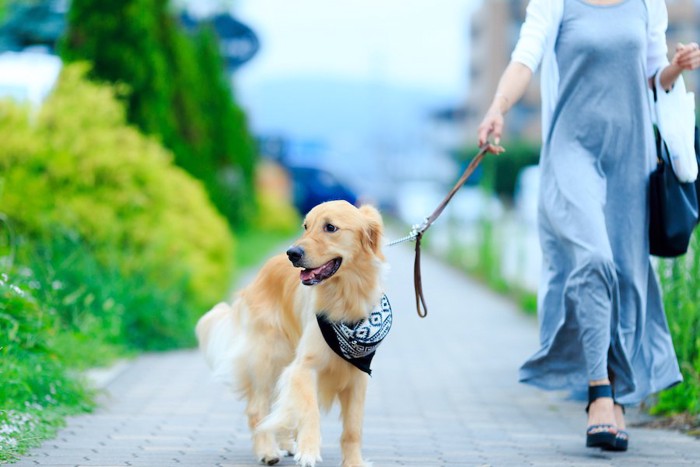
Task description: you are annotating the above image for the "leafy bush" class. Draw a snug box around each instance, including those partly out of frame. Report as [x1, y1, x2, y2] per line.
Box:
[0, 63, 235, 347]
[653, 233, 700, 415]
[253, 191, 301, 237]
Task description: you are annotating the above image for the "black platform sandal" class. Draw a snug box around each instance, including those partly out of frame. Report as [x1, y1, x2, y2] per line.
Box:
[611, 402, 629, 452]
[585, 384, 617, 450]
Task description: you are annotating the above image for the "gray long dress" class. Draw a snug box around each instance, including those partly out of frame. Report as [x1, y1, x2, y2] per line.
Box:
[518, 0, 682, 405]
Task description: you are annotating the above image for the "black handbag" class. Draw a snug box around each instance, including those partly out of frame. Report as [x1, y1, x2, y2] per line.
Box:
[648, 125, 700, 257]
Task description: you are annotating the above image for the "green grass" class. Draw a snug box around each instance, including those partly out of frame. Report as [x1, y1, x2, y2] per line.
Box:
[435, 218, 538, 316]
[0, 265, 95, 463]
[0, 223, 297, 462]
[651, 235, 700, 416]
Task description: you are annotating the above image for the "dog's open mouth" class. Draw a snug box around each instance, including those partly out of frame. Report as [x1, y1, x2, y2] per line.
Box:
[299, 258, 342, 286]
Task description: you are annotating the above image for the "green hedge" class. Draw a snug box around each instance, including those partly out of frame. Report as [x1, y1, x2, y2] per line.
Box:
[653, 233, 700, 415]
[0, 63, 238, 461]
[456, 140, 540, 201]
[0, 63, 235, 347]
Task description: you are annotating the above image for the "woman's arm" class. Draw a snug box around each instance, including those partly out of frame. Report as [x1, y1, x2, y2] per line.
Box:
[476, 0, 557, 148]
[477, 62, 533, 147]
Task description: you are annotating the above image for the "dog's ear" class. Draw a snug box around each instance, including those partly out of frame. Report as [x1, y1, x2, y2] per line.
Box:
[359, 204, 384, 257]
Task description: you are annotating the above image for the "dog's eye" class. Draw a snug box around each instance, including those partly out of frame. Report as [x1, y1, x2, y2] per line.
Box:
[324, 223, 338, 233]
[303, 223, 307, 231]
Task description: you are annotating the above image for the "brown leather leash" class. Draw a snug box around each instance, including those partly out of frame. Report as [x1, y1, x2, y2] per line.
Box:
[388, 143, 498, 318]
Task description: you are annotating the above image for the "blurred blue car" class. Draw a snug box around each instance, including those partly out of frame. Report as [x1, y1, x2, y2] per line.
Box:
[287, 166, 358, 215]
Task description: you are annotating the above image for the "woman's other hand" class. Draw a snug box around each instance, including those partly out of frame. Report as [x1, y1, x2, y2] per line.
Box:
[672, 42, 700, 71]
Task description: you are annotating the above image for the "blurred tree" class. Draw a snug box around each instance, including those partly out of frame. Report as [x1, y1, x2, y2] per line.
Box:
[61, 0, 175, 138]
[192, 24, 256, 224]
[0, 0, 65, 52]
[61, 0, 257, 227]
[456, 140, 540, 202]
[0, 0, 8, 21]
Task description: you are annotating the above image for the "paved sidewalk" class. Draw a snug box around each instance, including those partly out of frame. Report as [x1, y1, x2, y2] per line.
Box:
[11, 242, 700, 466]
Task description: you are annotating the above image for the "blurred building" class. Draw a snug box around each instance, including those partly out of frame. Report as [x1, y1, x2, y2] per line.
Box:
[465, 0, 700, 144]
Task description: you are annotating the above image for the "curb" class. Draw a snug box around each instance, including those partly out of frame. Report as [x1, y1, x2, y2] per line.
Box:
[84, 359, 132, 390]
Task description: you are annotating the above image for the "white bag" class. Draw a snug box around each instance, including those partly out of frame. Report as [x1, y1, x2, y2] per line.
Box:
[653, 72, 698, 183]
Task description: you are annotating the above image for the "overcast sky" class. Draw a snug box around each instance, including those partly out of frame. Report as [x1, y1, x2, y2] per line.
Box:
[233, 0, 481, 98]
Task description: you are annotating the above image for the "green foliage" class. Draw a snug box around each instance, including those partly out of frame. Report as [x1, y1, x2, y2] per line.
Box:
[192, 25, 257, 225]
[652, 233, 700, 415]
[253, 191, 302, 238]
[458, 140, 540, 201]
[440, 219, 536, 313]
[0, 266, 94, 463]
[0, 63, 239, 460]
[0, 64, 235, 345]
[61, 0, 174, 137]
[61, 1, 258, 227]
[0, 0, 65, 52]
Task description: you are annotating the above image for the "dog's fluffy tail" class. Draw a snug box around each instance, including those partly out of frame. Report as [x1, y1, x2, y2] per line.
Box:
[195, 301, 239, 386]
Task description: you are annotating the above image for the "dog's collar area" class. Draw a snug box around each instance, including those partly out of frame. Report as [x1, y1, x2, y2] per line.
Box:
[315, 294, 392, 375]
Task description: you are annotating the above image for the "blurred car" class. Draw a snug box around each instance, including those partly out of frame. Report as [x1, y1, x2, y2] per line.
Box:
[287, 165, 358, 215]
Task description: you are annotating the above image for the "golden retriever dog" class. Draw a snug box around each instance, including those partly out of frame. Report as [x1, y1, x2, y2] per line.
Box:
[196, 200, 391, 467]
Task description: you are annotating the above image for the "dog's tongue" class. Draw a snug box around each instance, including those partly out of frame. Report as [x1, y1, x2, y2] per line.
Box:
[300, 261, 335, 283]
[299, 268, 318, 282]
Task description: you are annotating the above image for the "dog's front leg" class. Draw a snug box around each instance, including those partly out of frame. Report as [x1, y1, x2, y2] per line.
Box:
[246, 386, 282, 465]
[258, 324, 325, 467]
[339, 372, 370, 467]
[287, 361, 322, 467]
[259, 361, 321, 467]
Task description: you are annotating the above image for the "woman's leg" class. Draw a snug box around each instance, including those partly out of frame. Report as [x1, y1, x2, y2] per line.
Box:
[564, 250, 620, 442]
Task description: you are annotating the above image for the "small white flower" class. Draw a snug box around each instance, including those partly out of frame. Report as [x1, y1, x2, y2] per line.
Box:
[9, 284, 24, 297]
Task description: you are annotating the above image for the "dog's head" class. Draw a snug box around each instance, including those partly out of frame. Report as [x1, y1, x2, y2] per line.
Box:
[286, 200, 384, 286]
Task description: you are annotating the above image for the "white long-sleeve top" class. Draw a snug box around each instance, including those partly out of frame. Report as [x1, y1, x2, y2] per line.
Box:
[510, 0, 670, 141]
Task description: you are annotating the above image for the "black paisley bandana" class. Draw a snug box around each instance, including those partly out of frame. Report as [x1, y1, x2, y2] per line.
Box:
[316, 294, 393, 375]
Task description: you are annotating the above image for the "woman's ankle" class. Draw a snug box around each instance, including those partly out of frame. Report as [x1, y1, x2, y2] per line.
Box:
[613, 403, 626, 430]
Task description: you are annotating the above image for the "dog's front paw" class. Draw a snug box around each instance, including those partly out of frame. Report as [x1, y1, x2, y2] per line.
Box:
[294, 451, 322, 467]
[254, 433, 282, 466]
[342, 461, 372, 467]
[279, 439, 296, 457]
[258, 448, 284, 466]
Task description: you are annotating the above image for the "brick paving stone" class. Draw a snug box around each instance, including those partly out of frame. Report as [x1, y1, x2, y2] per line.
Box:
[9, 241, 700, 466]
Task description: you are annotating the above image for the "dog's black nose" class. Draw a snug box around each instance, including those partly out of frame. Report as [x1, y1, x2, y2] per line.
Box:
[286, 246, 304, 265]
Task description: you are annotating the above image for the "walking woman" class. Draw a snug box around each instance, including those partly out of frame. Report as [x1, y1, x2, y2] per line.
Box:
[477, 0, 700, 451]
